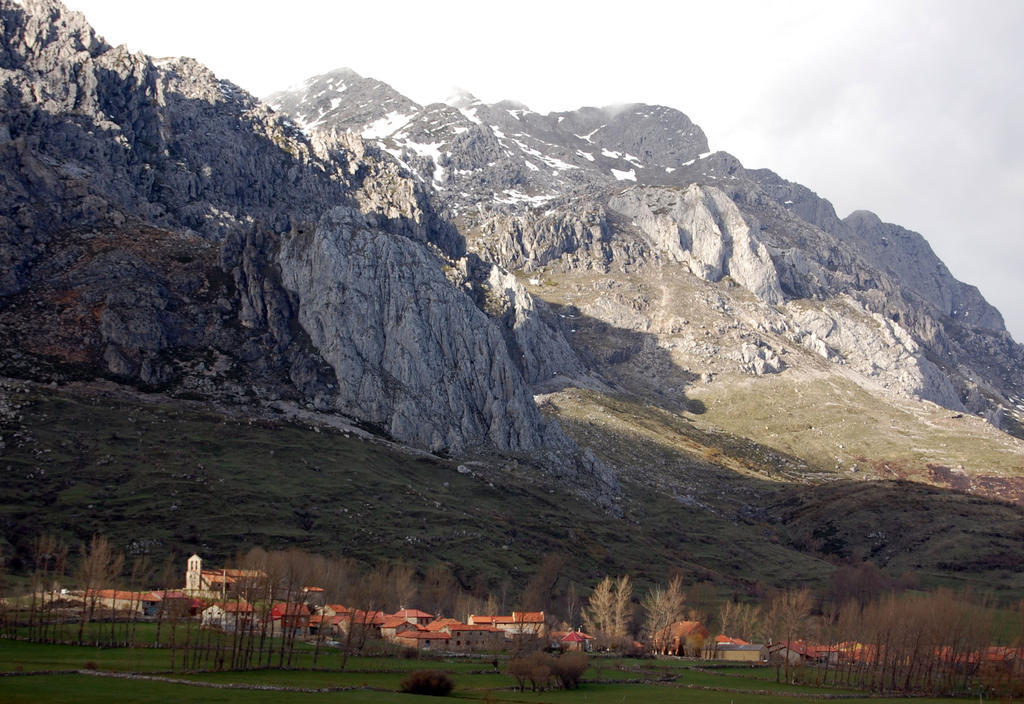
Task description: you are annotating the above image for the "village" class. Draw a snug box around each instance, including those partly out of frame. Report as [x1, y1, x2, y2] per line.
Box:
[69, 554, 784, 661]
[5, 545, 1024, 700]
[61, 553, 1019, 678]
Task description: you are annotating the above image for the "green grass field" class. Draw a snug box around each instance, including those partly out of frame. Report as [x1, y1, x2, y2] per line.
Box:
[0, 659, 984, 704]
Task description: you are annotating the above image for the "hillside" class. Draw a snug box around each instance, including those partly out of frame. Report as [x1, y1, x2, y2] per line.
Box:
[4, 378, 1024, 599]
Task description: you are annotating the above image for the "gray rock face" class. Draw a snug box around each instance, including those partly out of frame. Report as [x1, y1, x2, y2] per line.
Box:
[787, 297, 963, 408]
[609, 185, 784, 305]
[842, 210, 1004, 331]
[277, 206, 619, 506]
[483, 266, 588, 388]
[278, 206, 549, 454]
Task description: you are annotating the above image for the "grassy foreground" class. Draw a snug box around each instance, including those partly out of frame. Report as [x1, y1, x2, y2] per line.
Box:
[0, 641, 981, 704]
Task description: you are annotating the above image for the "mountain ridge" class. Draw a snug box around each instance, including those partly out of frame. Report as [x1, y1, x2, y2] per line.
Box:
[2, 1, 1024, 593]
[265, 66, 1023, 431]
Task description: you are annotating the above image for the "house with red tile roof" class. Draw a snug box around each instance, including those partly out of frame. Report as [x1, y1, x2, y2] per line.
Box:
[394, 629, 450, 651]
[654, 620, 709, 656]
[269, 602, 310, 637]
[389, 608, 434, 625]
[552, 629, 596, 652]
[423, 617, 461, 632]
[148, 590, 204, 617]
[184, 554, 265, 600]
[468, 611, 547, 638]
[201, 600, 256, 631]
[380, 616, 422, 641]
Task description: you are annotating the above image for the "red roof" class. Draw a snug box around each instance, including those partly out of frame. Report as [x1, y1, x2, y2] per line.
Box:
[560, 630, 594, 643]
[424, 618, 461, 631]
[381, 616, 418, 629]
[449, 624, 504, 633]
[716, 634, 750, 645]
[349, 609, 386, 625]
[271, 602, 310, 619]
[471, 611, 545, 625]
[391, 608, 434, 619]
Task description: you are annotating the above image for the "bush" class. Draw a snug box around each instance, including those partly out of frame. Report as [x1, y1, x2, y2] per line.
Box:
[399, 669, 455, 696]
[509, 652, 588, 691]
[551, 651, 589, 689]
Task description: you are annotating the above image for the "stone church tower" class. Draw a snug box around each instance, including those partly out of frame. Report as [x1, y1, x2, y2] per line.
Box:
[185, 554, 202, 593]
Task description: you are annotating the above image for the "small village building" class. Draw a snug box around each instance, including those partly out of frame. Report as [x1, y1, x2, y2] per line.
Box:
[380, 616, 422, 642]
[446, 624, 506, 653]
[152, 590, 204, 617]
[553, 630, 595, 652]
[390, 608, 434, 625]
[84, 589, 151, 616]
[184, 554, 265, 600]
[715, 643, 768, 662]
[468, 611, 547, 639]
[768, 641, 837, 666]
[331, 609, 386, 640]
[269, 602, 310, 637]
[655, 621, 709, 657]
[394, 629, 450, 651]
[201, 601, 256, 631]
[423, 618, 461, 632]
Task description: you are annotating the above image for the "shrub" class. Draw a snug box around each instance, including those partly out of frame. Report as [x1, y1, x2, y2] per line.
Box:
[509, 652, 588, 691]
[399, 669, 454, 696]
[551, 651, 589, 689]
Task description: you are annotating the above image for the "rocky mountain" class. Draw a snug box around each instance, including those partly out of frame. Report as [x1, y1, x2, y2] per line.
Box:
[3, 1, 1024, 588]
[268, 68, 1024, 434]
[0, 0, 618, 507]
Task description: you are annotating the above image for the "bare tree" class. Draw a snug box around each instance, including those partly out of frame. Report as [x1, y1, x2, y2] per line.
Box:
[422, 563, 456, 617]
[765, 587, 811, 684]
[75, 535, 124, 645]
[521, 553, 566, 616]
[643, 575, 686, 653]
[583, 576, 615, 639]
[612, 575, 633, 642]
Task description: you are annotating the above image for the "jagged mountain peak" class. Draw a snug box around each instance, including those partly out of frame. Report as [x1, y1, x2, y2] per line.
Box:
[264, 69, 1024, 430]
[443, 87, 480, 109]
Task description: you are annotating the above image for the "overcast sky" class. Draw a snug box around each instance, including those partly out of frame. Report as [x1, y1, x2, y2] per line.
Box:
[65, 0, 1024, 341]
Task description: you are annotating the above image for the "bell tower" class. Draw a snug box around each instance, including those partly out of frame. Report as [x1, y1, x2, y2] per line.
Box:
[186, 554, 202, 593]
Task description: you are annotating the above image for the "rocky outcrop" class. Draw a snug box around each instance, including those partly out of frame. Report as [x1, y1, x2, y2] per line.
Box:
[787, 297, 963, 408]
[483, 266, 588, 389]
[609, 185, 784, 304]
[278, 206, 550, 454]
[843, 210, 1004, 331]
[278, 206, 619, 506]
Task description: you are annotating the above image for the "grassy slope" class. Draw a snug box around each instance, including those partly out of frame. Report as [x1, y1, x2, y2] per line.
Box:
[4, 374, 1024, 599]
[0, 380, 829, 593]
